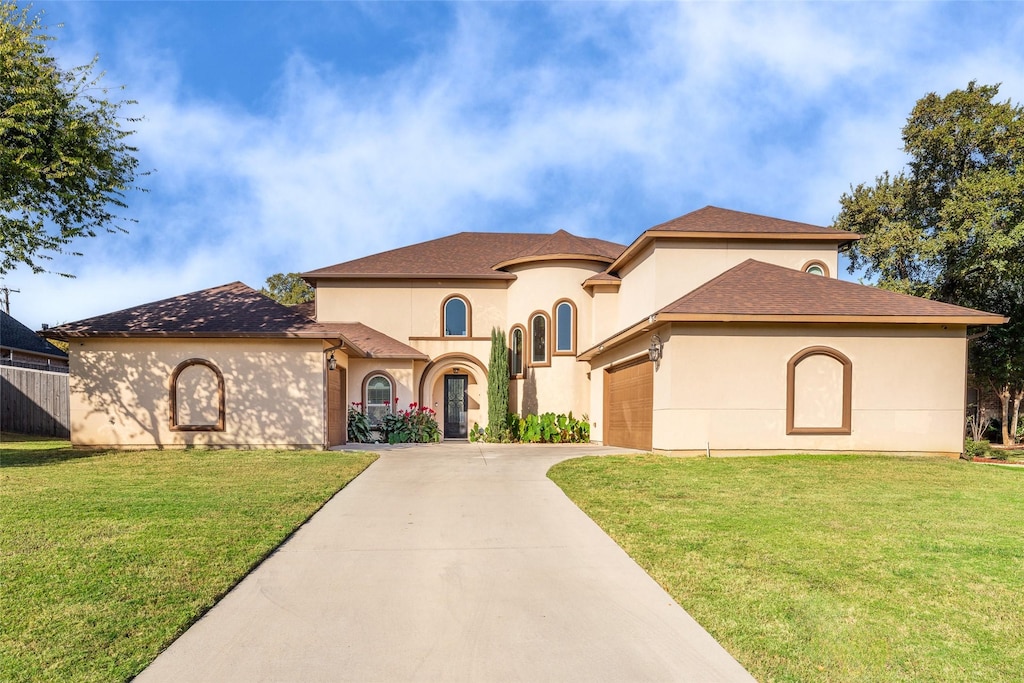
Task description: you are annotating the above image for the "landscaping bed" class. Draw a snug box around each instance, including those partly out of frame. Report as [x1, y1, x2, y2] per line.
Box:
[549, 453, 1024, 682]
[0, 436, 376, 682]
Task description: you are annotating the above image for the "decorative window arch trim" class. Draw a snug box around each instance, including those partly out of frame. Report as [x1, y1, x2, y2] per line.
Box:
[169, 358, 225, 432]
[801, 259, 830, 277]
[552, 298, 577, 356]
[509, 324, 526, 379]
[786, 346, 852, 435]
[529, 310, 551, 367]
[441, 294, 472, 337]
[362, 371, 398, 425]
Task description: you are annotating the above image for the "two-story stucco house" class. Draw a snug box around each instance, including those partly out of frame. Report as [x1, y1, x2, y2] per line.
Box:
[45, 206, 1005, 455]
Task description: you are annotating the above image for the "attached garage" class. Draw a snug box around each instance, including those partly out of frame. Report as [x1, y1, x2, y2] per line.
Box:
[603, 357, 653, 450]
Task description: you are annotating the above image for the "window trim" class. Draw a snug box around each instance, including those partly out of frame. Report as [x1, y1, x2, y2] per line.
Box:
[362, 371, 397, 426]
[786, 346, 852, 435]
[801, 259, 830, 277]
[441, 295, 472, 337]
[509, 324, 526, 379]
[169, 358, 225, 432]
[529, 311, 551, 367]
[552, 299, 577, 356]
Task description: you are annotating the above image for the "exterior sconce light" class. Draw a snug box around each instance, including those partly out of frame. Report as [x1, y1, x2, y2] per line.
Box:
[453, 367, 461, 374]
[327, 351, 337, 371]
[648, 334, 663, 369]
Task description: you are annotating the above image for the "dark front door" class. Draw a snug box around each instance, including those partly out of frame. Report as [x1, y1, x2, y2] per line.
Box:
[443, 374, 468, 439]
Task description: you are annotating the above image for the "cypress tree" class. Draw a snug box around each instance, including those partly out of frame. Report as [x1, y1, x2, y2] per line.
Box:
[487, 327, 509, 440]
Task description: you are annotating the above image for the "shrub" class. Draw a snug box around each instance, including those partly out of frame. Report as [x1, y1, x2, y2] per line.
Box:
[963, 438, 992, 460]
[469, 423, 485, 442]
[347, 404, 372, 443]
[486, 328, 510, 441]
[381, 403, 441, 444]
[510, 412, 590, 444]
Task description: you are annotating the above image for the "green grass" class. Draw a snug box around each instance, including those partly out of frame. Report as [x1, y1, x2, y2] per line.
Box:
[0, 436, 376, 682]
[549, 454, 1024, 683]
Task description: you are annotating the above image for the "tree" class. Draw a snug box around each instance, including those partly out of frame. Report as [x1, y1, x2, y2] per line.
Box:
[486, 327, 509, 441]
[833, 81, 1024, 443]
[260, 272, 313, 305]
[1, 2, 142, 276]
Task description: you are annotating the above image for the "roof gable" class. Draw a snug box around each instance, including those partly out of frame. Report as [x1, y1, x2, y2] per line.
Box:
[649, 205, 853, 236]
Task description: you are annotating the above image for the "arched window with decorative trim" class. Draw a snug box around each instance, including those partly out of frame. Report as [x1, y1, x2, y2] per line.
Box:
[170, 358, 225, 431]
[509, 325, 525, 378]
[802, 260, 830, 277]
[553, 299, 576, 355]
[787, 346, 852, 435]
[530, 311, 550, 367]
[363, 373, 396, 426]
[442, 295, 470, 337]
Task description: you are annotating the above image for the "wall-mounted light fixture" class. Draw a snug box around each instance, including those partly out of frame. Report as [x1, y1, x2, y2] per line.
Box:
[327, 351, 337, 372]
[648, 334, 663, 369]
[453, 367, 461, 374]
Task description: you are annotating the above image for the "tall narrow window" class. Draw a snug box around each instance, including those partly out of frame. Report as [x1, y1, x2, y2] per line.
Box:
[169, 359, 225, 431]
[365, 374, 395, 426]
[509, 326, 525, 378]
[530, 312, 549, 366]
[443, 296, 469, 337]
[554, 299, 575, 354]
[786, 346, 852, 435]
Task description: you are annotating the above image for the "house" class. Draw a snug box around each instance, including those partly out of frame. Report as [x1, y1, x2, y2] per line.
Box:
[1, 310, 69, 372]
[44, 206, 1005, 455]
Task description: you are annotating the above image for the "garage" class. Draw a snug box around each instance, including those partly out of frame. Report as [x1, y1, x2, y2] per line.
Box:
[603, 358, 653, 450]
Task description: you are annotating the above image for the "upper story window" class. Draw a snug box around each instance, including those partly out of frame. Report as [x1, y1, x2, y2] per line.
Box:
[442, 295, 470, 337]
[530, 311, 550, 366]
[554, 299, 576, 354]
[509, 326, 525, 378]
[802, 260, 830, 277]
[364, 373, 395, 426]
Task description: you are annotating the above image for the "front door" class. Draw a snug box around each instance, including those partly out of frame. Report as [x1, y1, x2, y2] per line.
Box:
[443, 374, 468, 439]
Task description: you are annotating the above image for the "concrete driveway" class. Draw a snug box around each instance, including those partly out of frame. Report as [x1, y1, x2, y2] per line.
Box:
[136, 443, 754, 682]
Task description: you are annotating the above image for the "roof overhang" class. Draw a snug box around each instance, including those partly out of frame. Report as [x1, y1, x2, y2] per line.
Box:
[301, 272, 517, 284]
[577, 311, 1008, 362]
[491, 253, 616, 270]
[606, 230, 862, 276]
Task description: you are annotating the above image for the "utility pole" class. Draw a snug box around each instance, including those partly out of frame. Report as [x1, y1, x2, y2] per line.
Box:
[0, 285, 20, 315]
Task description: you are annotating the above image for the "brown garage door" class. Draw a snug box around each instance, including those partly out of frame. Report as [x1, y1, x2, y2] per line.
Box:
[604, 358, 653, 450]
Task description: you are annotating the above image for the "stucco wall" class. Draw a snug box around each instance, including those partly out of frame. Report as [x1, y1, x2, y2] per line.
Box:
[653, 323, 967, 455]
[69, 338, 326, 449]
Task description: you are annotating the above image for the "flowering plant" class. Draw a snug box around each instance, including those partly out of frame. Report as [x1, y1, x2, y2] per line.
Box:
[381, 402, 441, 444]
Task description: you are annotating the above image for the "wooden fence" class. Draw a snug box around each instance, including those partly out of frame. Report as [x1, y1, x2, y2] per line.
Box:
[0, 365, 70, 438]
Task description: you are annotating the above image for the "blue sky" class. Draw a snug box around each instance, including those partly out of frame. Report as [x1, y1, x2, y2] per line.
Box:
[5, 1, 1024, 330]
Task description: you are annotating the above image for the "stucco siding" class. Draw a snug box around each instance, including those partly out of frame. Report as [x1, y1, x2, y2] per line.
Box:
[69, 338, 325, 449]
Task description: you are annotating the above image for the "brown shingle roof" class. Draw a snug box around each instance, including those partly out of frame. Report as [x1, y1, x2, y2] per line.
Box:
[658, 260, 1005, 319]
[44, 282, 343, 339]
[648, 205, 854, 237]
[304, 231, 625, 280]
[493, 229, 622, 268]
[324, 323, 428, 360]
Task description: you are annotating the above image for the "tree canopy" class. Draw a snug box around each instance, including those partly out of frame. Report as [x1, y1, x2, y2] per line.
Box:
[1, 2, 141, 276]
[260, 272, 314, 305]
[833, 81, 1024, 443]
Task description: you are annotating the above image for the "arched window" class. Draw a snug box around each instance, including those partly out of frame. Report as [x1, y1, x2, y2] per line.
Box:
[530, 312, 550, 367]
[364, 373, 395, 426]
[787, 346, 852, 435]
[509, 326, 525, 378]
[169, 359, 225, 431]
[802, 260, 830, 277]
[442, 296, 470, 337]
[553, 299, 576, 355]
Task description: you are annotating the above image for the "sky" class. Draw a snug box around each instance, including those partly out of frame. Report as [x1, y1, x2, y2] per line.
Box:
[4, 1, 1024, 331]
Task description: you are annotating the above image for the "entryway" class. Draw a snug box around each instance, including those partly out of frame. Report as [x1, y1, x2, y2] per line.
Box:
[443, 373, 468, 439]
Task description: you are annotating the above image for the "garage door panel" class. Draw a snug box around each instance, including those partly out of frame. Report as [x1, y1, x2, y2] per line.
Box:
[604, 359, 653, 450]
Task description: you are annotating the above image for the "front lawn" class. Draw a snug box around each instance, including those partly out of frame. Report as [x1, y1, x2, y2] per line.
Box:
[549, 454, 1024, 682]
[0, 438, 376, 682]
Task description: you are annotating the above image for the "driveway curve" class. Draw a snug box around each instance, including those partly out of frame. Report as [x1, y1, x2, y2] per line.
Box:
[136, 443, 754, 682]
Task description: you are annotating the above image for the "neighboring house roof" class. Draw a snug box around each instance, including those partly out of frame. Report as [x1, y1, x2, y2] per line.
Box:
[1, 310, 68, 360]
[579, 260, 1007, 360]
[605, 206, 861, 276]
[303, 231, 625, 281]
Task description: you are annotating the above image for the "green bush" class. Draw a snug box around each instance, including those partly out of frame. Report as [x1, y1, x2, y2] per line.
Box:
[511, 412, 590, 444]
[469, 423, 485, 442]
[347, 404, 372, 443]
[381, 403, 441, 444]
[963, 438, 992, 460]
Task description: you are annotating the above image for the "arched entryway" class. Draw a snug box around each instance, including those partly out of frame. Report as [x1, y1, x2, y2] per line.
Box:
[418, 353, 488, 440]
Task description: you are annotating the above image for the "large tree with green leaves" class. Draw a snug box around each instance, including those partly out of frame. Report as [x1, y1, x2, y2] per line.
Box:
[486, 327, 509, 441]
[833, 81, 1024, 443]
[1, 2, 142, 276]
[260, 272, 314, 305]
